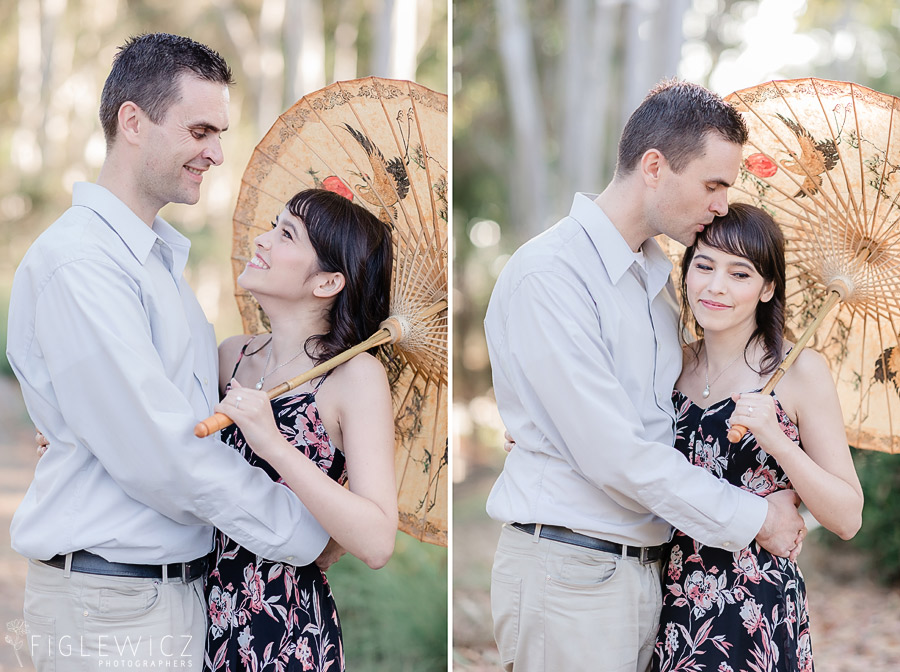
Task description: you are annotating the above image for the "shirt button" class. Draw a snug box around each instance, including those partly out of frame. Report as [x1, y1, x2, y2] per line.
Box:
[203, 377, 209, 385]
[287, 556, 294, 562]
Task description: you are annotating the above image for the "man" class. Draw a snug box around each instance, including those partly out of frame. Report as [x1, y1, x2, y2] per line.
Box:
[484, 80, 807, 672]
[6, 33, 329, 670]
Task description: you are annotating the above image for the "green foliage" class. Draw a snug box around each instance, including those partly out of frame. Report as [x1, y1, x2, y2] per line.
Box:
[816, 448, 900, 585]
[327, 532, 447, 671]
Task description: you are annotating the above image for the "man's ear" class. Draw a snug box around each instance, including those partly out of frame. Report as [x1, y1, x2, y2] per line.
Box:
[118, 101, 144, 147]
[312, 272, 346, 298]
[640, 148, 666, 187]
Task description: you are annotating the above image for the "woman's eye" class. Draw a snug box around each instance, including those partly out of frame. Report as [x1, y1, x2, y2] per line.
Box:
[282, 229, 293, 240]
[733, 272, 750, 279]
[695, 263, 712, 271]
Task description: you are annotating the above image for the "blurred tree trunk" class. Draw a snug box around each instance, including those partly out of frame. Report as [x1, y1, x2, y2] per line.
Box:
[258, 0, 286, 130]
[560, 0, 617, 198]
[371, 0, 395, 76]
[16, 0, 43, 174]
[333, 2, 360, 80]
[391, 0, 418, 80]
[495, 0, 550, 240]
[284, 0, 325, 101]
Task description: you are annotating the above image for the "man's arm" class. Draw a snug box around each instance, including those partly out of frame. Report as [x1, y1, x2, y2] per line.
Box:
[31, 259, 328, 564]
[499, 270, 801, 552]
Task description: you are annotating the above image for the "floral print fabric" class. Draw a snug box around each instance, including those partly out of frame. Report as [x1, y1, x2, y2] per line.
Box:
[204, 382, 347, 672]
[652, 390, 813, 672]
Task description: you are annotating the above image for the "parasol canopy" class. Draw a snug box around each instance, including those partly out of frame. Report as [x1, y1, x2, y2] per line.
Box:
[717, 78, 899, 453]
[228, 77, 448, 545]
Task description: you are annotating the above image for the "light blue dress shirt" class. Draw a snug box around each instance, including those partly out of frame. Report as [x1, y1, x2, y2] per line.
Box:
[7, 183, 329, 565]
[484, 193, 767, 550]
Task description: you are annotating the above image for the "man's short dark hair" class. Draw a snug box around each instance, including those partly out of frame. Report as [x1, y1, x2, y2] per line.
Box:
[99, 33, 234, 147]
[615, 79, 748, 176]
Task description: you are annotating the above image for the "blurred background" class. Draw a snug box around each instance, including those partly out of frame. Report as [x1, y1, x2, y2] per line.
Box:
[453, 0, 900, 669]
[0, 1, 448, 671]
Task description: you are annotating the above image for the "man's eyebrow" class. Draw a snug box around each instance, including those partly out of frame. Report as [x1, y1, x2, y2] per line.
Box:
[708, 178, 732, 188]
[190, 122, 228, 133]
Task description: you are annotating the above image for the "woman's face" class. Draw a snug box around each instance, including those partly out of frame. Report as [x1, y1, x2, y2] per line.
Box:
[237, 207, 321, 299]
[685, 241, 774, 335]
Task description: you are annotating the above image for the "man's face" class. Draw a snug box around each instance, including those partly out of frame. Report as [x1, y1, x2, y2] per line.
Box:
[652, 134, 743, 247]
[138, 75, 230, 212]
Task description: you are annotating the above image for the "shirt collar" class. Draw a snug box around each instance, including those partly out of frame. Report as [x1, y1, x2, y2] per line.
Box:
[72, 182, 191, 277]
[569, 193, 674, 293]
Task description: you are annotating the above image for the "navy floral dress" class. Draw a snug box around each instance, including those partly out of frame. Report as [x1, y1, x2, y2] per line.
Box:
[205, 344, 346, 672]
[652, 390, 813, 672]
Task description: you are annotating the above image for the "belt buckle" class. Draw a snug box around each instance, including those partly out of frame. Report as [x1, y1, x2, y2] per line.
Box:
[639, 546, 652, 564]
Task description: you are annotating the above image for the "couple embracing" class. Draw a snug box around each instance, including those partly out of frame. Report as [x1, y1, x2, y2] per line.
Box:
[485, 80, 862, 672]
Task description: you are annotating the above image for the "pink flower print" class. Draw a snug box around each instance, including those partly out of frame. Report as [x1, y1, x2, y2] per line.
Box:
[741, 465, 778, 495]
[664, 622, 679, 656]
[242, 564, 266, 614]
[740, 598, 764, 635]
[668, 545, 683, 581]
[208, 585, 236, 638]
[718, 664, 734, 672]
[322, 176, 353, 201]
[733, 547, 763, 584]
[745, 153, 778, 178]
[797, 630, 813, 672]
[685, 570, 719, 617]
[295, 637, 315, 671]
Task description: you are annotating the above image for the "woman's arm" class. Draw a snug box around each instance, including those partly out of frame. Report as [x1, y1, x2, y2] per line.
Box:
[217, 353, 398, 569]
[730, 349, 863, 540]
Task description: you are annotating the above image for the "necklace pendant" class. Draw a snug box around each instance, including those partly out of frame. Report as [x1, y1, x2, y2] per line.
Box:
[255, 380, 264, 390]
[702, 385, 710, 399]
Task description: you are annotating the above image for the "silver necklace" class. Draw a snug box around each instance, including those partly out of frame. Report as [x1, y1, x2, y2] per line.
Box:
[702, 347, 745, 399]
[255, 340, 307, 390]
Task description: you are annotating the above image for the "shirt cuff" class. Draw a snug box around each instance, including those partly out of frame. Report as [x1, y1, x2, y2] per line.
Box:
[718, 489, 769, 551]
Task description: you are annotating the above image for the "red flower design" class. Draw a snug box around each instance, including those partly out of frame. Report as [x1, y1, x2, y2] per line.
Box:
[322, 176, 353, 201]
[745, 153, 777, 178]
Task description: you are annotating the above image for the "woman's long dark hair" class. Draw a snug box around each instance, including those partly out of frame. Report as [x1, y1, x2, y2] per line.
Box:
[679, 202, 786, 376]
[286, 189, 393, 365]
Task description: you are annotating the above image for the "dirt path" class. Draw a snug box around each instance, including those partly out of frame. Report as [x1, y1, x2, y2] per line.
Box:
[453, 468, 900, 671]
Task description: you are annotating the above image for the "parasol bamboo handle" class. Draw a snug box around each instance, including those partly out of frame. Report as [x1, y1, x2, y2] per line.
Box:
[727, 289, 843, 443]
[193, 299, 448, 438]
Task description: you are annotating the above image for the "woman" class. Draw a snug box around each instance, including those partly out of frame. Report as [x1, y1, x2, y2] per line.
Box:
[204, 188, 398, 672]
[652, 202, 862, 672]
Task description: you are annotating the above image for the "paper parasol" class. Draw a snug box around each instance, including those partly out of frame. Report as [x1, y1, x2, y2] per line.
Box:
[719, 78, 898, 452]
[209, 77, 448, 545]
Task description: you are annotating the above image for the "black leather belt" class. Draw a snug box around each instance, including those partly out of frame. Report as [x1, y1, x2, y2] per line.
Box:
[511, 522, 664, 563]
[41, 550, 208, 581]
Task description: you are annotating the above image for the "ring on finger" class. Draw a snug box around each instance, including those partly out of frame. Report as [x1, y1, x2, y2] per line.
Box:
[748, 406, 754, 414]
[235, 395, 243, 409]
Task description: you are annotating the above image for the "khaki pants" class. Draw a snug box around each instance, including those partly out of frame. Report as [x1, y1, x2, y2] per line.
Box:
[491, 524, 662, 672]
[23, 559, 207, 672]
